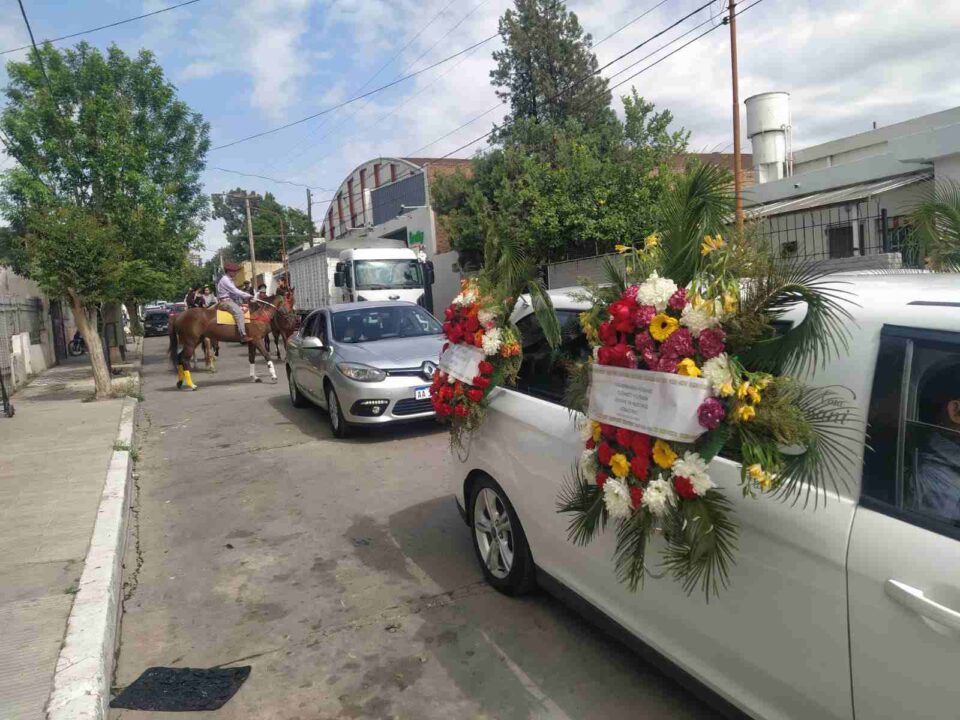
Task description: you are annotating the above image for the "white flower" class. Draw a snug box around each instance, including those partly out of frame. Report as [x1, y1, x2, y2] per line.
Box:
[636, 272, 678, 311]
[642, 479, 675, 517]
[453, 290, 478, 307]
[477, 309, 496, 328]
[447, 374, 456, 384]
[679, 302, 719, 337]
[603, 477, 634, 519]
[672, 451, 714, 496]
[701, 354, 733, 394]
[481, 327, 502, 356]
[579, 449, 599, 480]
[578, 419, 594, 442]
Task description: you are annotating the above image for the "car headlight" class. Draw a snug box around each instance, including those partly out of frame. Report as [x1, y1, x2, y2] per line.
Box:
[336, 362, 386, 382]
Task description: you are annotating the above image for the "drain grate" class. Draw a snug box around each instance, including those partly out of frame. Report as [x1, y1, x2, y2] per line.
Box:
[110, 666, 251, 711]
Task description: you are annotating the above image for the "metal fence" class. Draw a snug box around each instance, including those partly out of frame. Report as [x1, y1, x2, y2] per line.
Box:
[0, 296, 45, 381]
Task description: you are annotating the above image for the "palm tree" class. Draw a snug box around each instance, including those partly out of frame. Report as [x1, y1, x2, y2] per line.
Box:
[909, 180, 960, 272]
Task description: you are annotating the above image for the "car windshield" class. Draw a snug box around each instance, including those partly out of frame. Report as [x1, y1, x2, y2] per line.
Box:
[145, 312, 168, 321]
[332, 305, 441, 343]
[353, 259, 422, 290]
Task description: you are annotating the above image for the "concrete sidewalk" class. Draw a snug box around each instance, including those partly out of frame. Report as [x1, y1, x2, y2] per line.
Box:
[0, 350, 139, 719]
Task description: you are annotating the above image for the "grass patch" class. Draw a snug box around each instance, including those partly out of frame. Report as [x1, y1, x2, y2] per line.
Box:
[113, 441, 139, 461]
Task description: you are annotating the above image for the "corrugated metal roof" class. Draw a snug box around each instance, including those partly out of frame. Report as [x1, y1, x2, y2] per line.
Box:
[747, 172, 932, 217]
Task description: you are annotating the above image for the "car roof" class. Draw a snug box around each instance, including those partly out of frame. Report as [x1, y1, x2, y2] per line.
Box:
[324, 300, 421, 313]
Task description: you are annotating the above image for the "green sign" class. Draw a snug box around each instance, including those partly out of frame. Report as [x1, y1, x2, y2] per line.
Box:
[407, 229, 424, 247]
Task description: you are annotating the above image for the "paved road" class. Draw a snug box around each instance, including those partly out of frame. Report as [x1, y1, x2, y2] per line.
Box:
[112, 337, 713, 720]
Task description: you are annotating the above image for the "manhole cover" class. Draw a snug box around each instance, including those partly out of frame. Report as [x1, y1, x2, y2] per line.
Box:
[110, 666, 251, 711]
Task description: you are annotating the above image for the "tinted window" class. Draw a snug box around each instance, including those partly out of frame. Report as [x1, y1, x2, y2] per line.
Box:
[332, 305, 441, 343]
[302, 312, 321, 339]
[514, 310, 590, 405]
[863, 326, 960, 538]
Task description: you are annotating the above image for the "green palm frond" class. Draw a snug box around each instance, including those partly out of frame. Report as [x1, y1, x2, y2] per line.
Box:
[563, 359, 591, 414]
[528, 277, 561, 349]
[613, 510, 654, 592]
[909, 180, 960, 271]
[601, 254, 627, 292]
[658, 162, 734, 287]
[736, 260, 857, 375]
[557, 470, 607, 545]
[662, 491, 738, 600]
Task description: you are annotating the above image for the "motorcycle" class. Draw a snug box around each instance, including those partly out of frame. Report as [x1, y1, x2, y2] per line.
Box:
[68, 332, 87, 356]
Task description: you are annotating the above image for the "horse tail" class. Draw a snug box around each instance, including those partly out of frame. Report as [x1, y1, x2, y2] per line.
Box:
[168, 320, 180, 368]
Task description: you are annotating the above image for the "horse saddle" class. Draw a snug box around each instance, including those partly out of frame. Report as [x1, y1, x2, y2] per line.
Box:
[216, 307, 251, 326]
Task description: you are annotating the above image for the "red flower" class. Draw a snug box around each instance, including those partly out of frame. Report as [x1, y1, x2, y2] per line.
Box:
[597, 441, 614, 465]
[585, 438, 596, 450]
[448, 325, 463, 344]
[674, 476, 696, 500]
[609, 299, 635, 333]
[598, 321, 618, 347]
[630, 453, 650, 481]
[478, 360, 494, 375]
[630, 485, 644, 509]
[631, 433, 651, 458]
[596, 471, 608, 489]
[615, 427, 634, 448]
[444, 306, 455, 320]
[473, 375, 491, 389]
[465, 316, 480, 333]
[668, 287, 688, 312]
[436, 403, 452, 416]
[600, 423, 618, 439]
[466, 388, 484, 403]
[454, 404, 469, 417]
[442, 342, 450, 353]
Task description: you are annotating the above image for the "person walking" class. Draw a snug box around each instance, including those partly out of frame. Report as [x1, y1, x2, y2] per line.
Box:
[216, 263, 253, 342]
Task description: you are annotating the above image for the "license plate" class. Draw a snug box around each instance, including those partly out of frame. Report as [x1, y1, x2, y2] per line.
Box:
[414, 386, 431, 400]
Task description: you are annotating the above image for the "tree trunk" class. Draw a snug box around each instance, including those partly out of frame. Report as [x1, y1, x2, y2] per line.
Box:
[69, 291, 112, 399]
[124, 300, 143, 336]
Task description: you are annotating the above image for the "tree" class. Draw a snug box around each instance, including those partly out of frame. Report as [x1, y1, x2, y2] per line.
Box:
[212, 189, 315, 262]
[0, 42, 210, 397]
[491, 0, 614, 132]
[908, 180, 960, 271]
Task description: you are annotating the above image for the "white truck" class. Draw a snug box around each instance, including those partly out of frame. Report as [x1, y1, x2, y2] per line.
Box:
[287, 245, 435, 314]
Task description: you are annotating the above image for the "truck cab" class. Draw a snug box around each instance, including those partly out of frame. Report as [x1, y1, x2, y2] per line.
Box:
[333, 247, 434, 307]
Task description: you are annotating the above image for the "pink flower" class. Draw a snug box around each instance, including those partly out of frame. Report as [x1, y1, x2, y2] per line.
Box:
[660, 327, 694, 359]
[697, 328, 726, 360]
[668, 288, 688, 312]
[632, 304, 657, 328]
[623, 285, 640, 303]
[656, 356, 678, 374]
[698, 397, 726, 429]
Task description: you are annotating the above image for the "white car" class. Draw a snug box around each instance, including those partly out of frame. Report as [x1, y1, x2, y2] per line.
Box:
[447, 273, 960, 720]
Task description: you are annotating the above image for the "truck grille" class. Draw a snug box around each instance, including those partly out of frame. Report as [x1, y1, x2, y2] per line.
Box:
[393, 397, 433, 416]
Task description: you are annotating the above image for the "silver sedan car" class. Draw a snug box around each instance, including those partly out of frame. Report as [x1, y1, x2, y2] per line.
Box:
[285, 301, 444, 437]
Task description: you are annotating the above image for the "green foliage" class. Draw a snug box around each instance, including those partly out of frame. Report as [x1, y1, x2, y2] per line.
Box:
[662, 491, 738, 599]
[0, 42, 210, 303]
[908, 179, 960, 272]
[556, 465, 607, 544]
[211, 189, 315, 262]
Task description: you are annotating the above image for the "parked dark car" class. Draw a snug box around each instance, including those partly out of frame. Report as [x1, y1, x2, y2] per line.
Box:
[143, 309, 170, 337]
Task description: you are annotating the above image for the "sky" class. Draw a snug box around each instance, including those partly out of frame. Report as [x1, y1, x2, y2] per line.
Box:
[1, 0, 958, 259]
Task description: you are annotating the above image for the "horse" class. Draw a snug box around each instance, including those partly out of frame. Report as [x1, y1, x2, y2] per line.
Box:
[201, 336, 217, 372]
[168, 294, 286, 390]
[269, 304, 299, 360]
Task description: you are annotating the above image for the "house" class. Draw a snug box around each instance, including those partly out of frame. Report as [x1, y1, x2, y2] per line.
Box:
[745, 95, 960, 269]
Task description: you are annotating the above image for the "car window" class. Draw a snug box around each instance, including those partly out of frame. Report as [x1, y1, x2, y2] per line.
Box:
[302, 312, 320, 339]
[863, 326, 960, 539]
[514, 310, 590, 405]
[332, 306, 441, 343]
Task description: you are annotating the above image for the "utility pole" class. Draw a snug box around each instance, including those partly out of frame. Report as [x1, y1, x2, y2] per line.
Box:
[727, 0, 744, 231]
[306, 188, 313, 246]
[279, 212, 289, 278]
[244, 195, 257, 289]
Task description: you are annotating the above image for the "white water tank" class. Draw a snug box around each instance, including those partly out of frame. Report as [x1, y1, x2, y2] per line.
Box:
[745, 91, 791, 183]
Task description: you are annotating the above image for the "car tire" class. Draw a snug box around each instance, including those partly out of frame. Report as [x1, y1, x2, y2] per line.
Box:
[469, 476, 536, 596]
[287, 367, 309, 408]
[326, 384, 352, 438]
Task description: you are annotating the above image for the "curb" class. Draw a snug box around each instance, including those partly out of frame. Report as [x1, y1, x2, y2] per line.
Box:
[45, 395, 138, 720]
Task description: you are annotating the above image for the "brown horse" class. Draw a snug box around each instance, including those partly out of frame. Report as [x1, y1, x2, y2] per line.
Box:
[269, 304, 299, 360]
[168, 294, 286, 390]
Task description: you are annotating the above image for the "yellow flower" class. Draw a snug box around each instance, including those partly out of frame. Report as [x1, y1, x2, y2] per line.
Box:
[610, 453, 630, 478]
[748, 463, 773, 490]
[579, 312, 598, 344]
[701, 234, 727, 256]
[755, 376, 771, 390]
[644, 233, 659, 249]
[591, 421, 602, 443]
[649, 313, 679, 342]
[737, 382, 751, 400]
[677, 358, 702, 377]
[718, 382, 734, 397]
[747, 385, 762, 404]
[722, 292, 738, 315]
[614, 243, 629, 254]
[736, 405, 756, 422]
[652, 439, 678, 469]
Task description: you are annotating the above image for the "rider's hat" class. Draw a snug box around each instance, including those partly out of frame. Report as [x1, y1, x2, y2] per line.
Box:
[223, 262, 241, 272]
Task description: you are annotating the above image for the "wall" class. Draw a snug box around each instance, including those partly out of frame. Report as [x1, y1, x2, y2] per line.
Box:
[547, 253, 624, 289]
[430, 250, 462, 314]
[935, 152, 960, 183]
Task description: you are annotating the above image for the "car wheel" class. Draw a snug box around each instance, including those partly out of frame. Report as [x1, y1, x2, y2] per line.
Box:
[470, 477, 536, 595]
[287, 367, 309, 408]
[326, 385, 351, 438]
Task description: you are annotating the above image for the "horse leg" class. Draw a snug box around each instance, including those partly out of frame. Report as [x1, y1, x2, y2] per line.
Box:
[182, 340, 199, 390]
[253, 337, 277, 383]
[248, 342, 260, 383]
[275, 330, 283, 360]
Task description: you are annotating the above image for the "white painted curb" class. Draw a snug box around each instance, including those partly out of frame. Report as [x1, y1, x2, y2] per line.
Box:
[45, 396, 138, 720]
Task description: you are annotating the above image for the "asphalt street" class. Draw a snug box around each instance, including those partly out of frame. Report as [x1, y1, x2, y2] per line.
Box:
[110, 336, 714, 720]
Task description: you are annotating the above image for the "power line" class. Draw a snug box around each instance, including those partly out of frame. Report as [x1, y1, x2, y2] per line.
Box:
[209, 167, 332, 190]
[16, 0, 52, 87]
[209, 32, 499, 152]
[592, 0, 673, 48]
[1, 0, 203, 55]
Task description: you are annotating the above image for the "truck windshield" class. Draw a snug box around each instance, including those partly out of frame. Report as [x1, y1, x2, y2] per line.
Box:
[353, 259, 422, 290]
[332, 305, 442, 343]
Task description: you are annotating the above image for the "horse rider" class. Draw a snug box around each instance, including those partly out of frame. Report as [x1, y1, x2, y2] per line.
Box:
[217, 263, 253, 343]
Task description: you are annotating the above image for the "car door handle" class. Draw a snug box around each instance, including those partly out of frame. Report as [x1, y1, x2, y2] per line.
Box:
[884, 579, 960, 632]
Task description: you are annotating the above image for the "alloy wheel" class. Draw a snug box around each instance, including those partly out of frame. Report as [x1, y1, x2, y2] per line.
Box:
[473, 487, 514, 579]
[328, 388, 340, 431]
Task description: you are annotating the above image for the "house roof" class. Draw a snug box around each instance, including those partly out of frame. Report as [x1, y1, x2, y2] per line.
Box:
[747, 172, 932, 218]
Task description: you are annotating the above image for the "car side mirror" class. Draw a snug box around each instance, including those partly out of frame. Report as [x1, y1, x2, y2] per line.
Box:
[333, 272, 344, 288]
[301, 336, 325, 350]
[425, 260, 435, 286]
